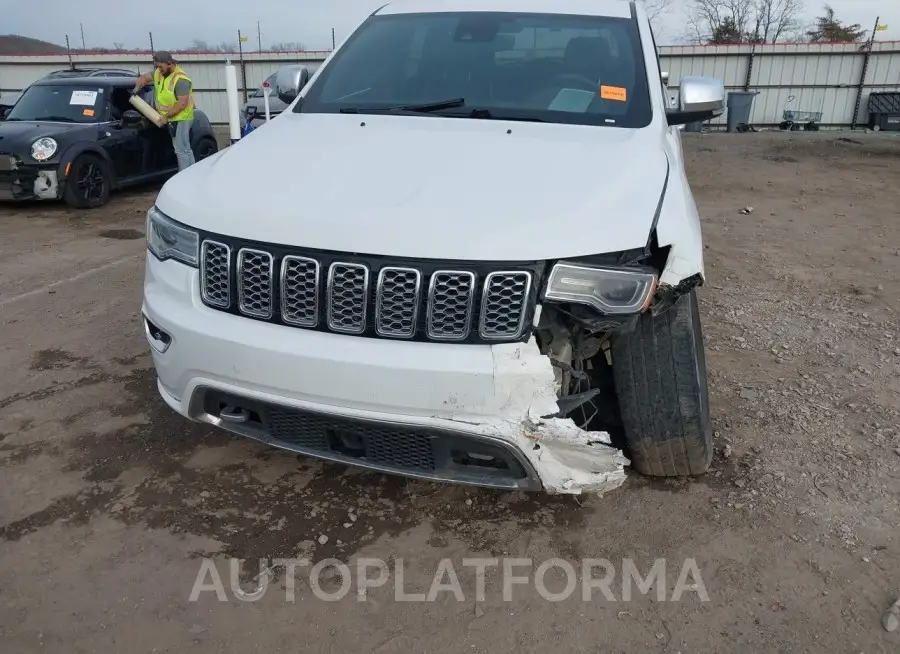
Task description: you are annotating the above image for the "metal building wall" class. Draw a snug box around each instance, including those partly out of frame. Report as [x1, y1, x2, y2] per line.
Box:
[659, 42, 900, 127]
[1, 42, 899, 126]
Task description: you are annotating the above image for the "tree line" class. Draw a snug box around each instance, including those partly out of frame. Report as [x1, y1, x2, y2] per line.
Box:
[678, 1, 871, 45]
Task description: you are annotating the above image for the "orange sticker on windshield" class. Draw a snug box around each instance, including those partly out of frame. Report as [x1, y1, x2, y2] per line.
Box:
[600, 86, 627, 102]
[83, 108, 95, 117]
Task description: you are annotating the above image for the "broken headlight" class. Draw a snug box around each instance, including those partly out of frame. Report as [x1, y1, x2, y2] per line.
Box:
[543, 263, 657, 314]
[147, 206, 199, 267]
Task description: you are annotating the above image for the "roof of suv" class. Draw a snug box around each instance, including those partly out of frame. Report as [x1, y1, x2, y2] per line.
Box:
[31, 76, 141, 87]
[377, 0, 633, 18]
[44, 68, 138, 79]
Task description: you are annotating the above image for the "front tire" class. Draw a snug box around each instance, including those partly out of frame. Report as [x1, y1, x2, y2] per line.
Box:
[611, 290, 713, 477]
[63, 154, 110, 209]
[192, 136, 218, 162]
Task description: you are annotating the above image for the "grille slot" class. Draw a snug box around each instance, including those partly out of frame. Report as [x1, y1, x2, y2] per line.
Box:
[267, 408, 330, 449]
[327, 262, 369, 334]
[427, 271, 476, 340]
[281, 256, 319, 327]
[200, 241, 231, 309]
[366, 430, 435, 470]
[479, 271, 533, 339]
[237, 248, 274, 318]
[376, 267, 421, 338]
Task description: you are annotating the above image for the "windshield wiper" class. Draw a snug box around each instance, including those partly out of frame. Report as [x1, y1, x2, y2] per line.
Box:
[339, 98, 466, 115]
[336, 100, 547, 123]
[38, 116, 77, 123]
[462, 108, 547, 123]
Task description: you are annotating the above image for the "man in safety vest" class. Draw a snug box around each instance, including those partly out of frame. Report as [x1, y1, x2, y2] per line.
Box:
[132, 51, 196, 171]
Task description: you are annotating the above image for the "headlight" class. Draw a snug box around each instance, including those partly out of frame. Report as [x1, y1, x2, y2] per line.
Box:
[30, 137, 57, 161]
[147, 206, 199, 267]
[544, 263, 657, 314]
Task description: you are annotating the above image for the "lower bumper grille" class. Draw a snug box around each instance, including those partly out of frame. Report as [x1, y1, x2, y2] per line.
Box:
[193, 388, 539, 490]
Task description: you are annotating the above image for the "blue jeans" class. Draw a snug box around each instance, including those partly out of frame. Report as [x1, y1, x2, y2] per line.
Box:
[170, 119, 195, 171]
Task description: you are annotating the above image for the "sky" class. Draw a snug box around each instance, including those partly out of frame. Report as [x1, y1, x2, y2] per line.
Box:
[4, 0, 898, 50]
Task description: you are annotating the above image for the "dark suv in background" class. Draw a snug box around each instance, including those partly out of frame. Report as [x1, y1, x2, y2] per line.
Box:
[1, 68, 139, 118]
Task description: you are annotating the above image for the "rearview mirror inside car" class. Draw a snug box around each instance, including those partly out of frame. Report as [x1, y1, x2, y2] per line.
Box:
[122, 109, 143, 126]
[666, 76, 726, 126]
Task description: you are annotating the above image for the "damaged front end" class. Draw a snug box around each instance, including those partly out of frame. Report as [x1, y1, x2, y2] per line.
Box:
[0, 154, 60, 201]
[503, 235, 703, 495]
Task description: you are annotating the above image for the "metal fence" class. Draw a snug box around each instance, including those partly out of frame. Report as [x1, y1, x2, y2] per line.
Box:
[1, 41, 899, 126]
[660, 41, 900, 128]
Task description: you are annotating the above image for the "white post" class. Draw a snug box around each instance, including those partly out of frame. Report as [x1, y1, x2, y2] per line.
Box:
[263, 82, 271, 122]
[224, 62, 241, 144]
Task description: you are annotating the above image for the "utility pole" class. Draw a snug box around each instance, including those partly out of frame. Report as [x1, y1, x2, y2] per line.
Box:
[79, 23, 86, 50]
[851, 15, 879, 130]
[65, 34, 73, 68]
[238, 29, 249, 103]
[332, 28, 336, 50]
[257, 21, 262, 52]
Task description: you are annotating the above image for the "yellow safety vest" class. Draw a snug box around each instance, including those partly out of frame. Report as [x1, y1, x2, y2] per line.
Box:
[153, 66, 194, 122]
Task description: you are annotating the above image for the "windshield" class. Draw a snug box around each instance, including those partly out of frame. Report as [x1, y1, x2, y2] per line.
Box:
[6, 85, 107, 123]
[300, 11, 651, 128]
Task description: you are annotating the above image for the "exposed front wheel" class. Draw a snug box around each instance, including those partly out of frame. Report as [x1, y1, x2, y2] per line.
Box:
[192, 137, 218, 162]
[63, 154, 111, 209]
[611, 290, 713, 477]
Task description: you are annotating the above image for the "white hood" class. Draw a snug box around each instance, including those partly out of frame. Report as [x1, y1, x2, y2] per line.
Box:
[157, 112, 667, 261]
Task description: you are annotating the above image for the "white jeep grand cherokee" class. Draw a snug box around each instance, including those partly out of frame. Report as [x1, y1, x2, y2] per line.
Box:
[142, 0, 726, 494]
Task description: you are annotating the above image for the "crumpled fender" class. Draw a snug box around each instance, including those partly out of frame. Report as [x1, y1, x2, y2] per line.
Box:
[654, 160, 705, 288]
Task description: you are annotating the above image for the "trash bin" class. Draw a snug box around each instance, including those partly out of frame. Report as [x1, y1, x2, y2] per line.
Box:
[684, 120, 704, 133]
[726, 91, 758, 133]
[867, 92, 900, 132]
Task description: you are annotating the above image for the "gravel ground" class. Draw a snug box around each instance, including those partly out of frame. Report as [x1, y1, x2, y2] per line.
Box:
[0, 132, 899, 653]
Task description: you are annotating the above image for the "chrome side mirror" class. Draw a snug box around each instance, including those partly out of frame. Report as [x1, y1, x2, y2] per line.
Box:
[667, 76, 726, 126]
[275, 65, 311, 105]
[679, 76, 726, 115]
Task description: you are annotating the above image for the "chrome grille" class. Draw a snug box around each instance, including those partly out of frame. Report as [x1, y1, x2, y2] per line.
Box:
[281, 256, 319, 327]
[376, 267, 421, 338]
[327, 263, 369, 334]
[237, 248, 274, 318]
[428, 271, 476, 340]
[198, 238, 535, 344]
[480, 272, 533, 340]
[200, 241, 230, 308]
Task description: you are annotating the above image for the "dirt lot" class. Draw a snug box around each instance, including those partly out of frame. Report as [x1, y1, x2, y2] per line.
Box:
[1, 132, 899, 653]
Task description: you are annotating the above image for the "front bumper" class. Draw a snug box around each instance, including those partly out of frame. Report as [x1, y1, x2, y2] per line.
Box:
[142, 254, 629, 494]
[0, 156, 59, 201]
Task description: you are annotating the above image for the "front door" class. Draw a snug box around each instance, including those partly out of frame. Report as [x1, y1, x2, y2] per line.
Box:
[100, 87, 145, 180]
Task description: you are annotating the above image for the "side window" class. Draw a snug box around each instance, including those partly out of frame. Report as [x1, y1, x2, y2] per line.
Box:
[109, 87, 132, 120]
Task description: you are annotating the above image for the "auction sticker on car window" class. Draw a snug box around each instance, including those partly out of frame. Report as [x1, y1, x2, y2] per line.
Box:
[82, 108, 95, 117]
[70, 90, 98, 106]
[600, 86, 628, 102]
